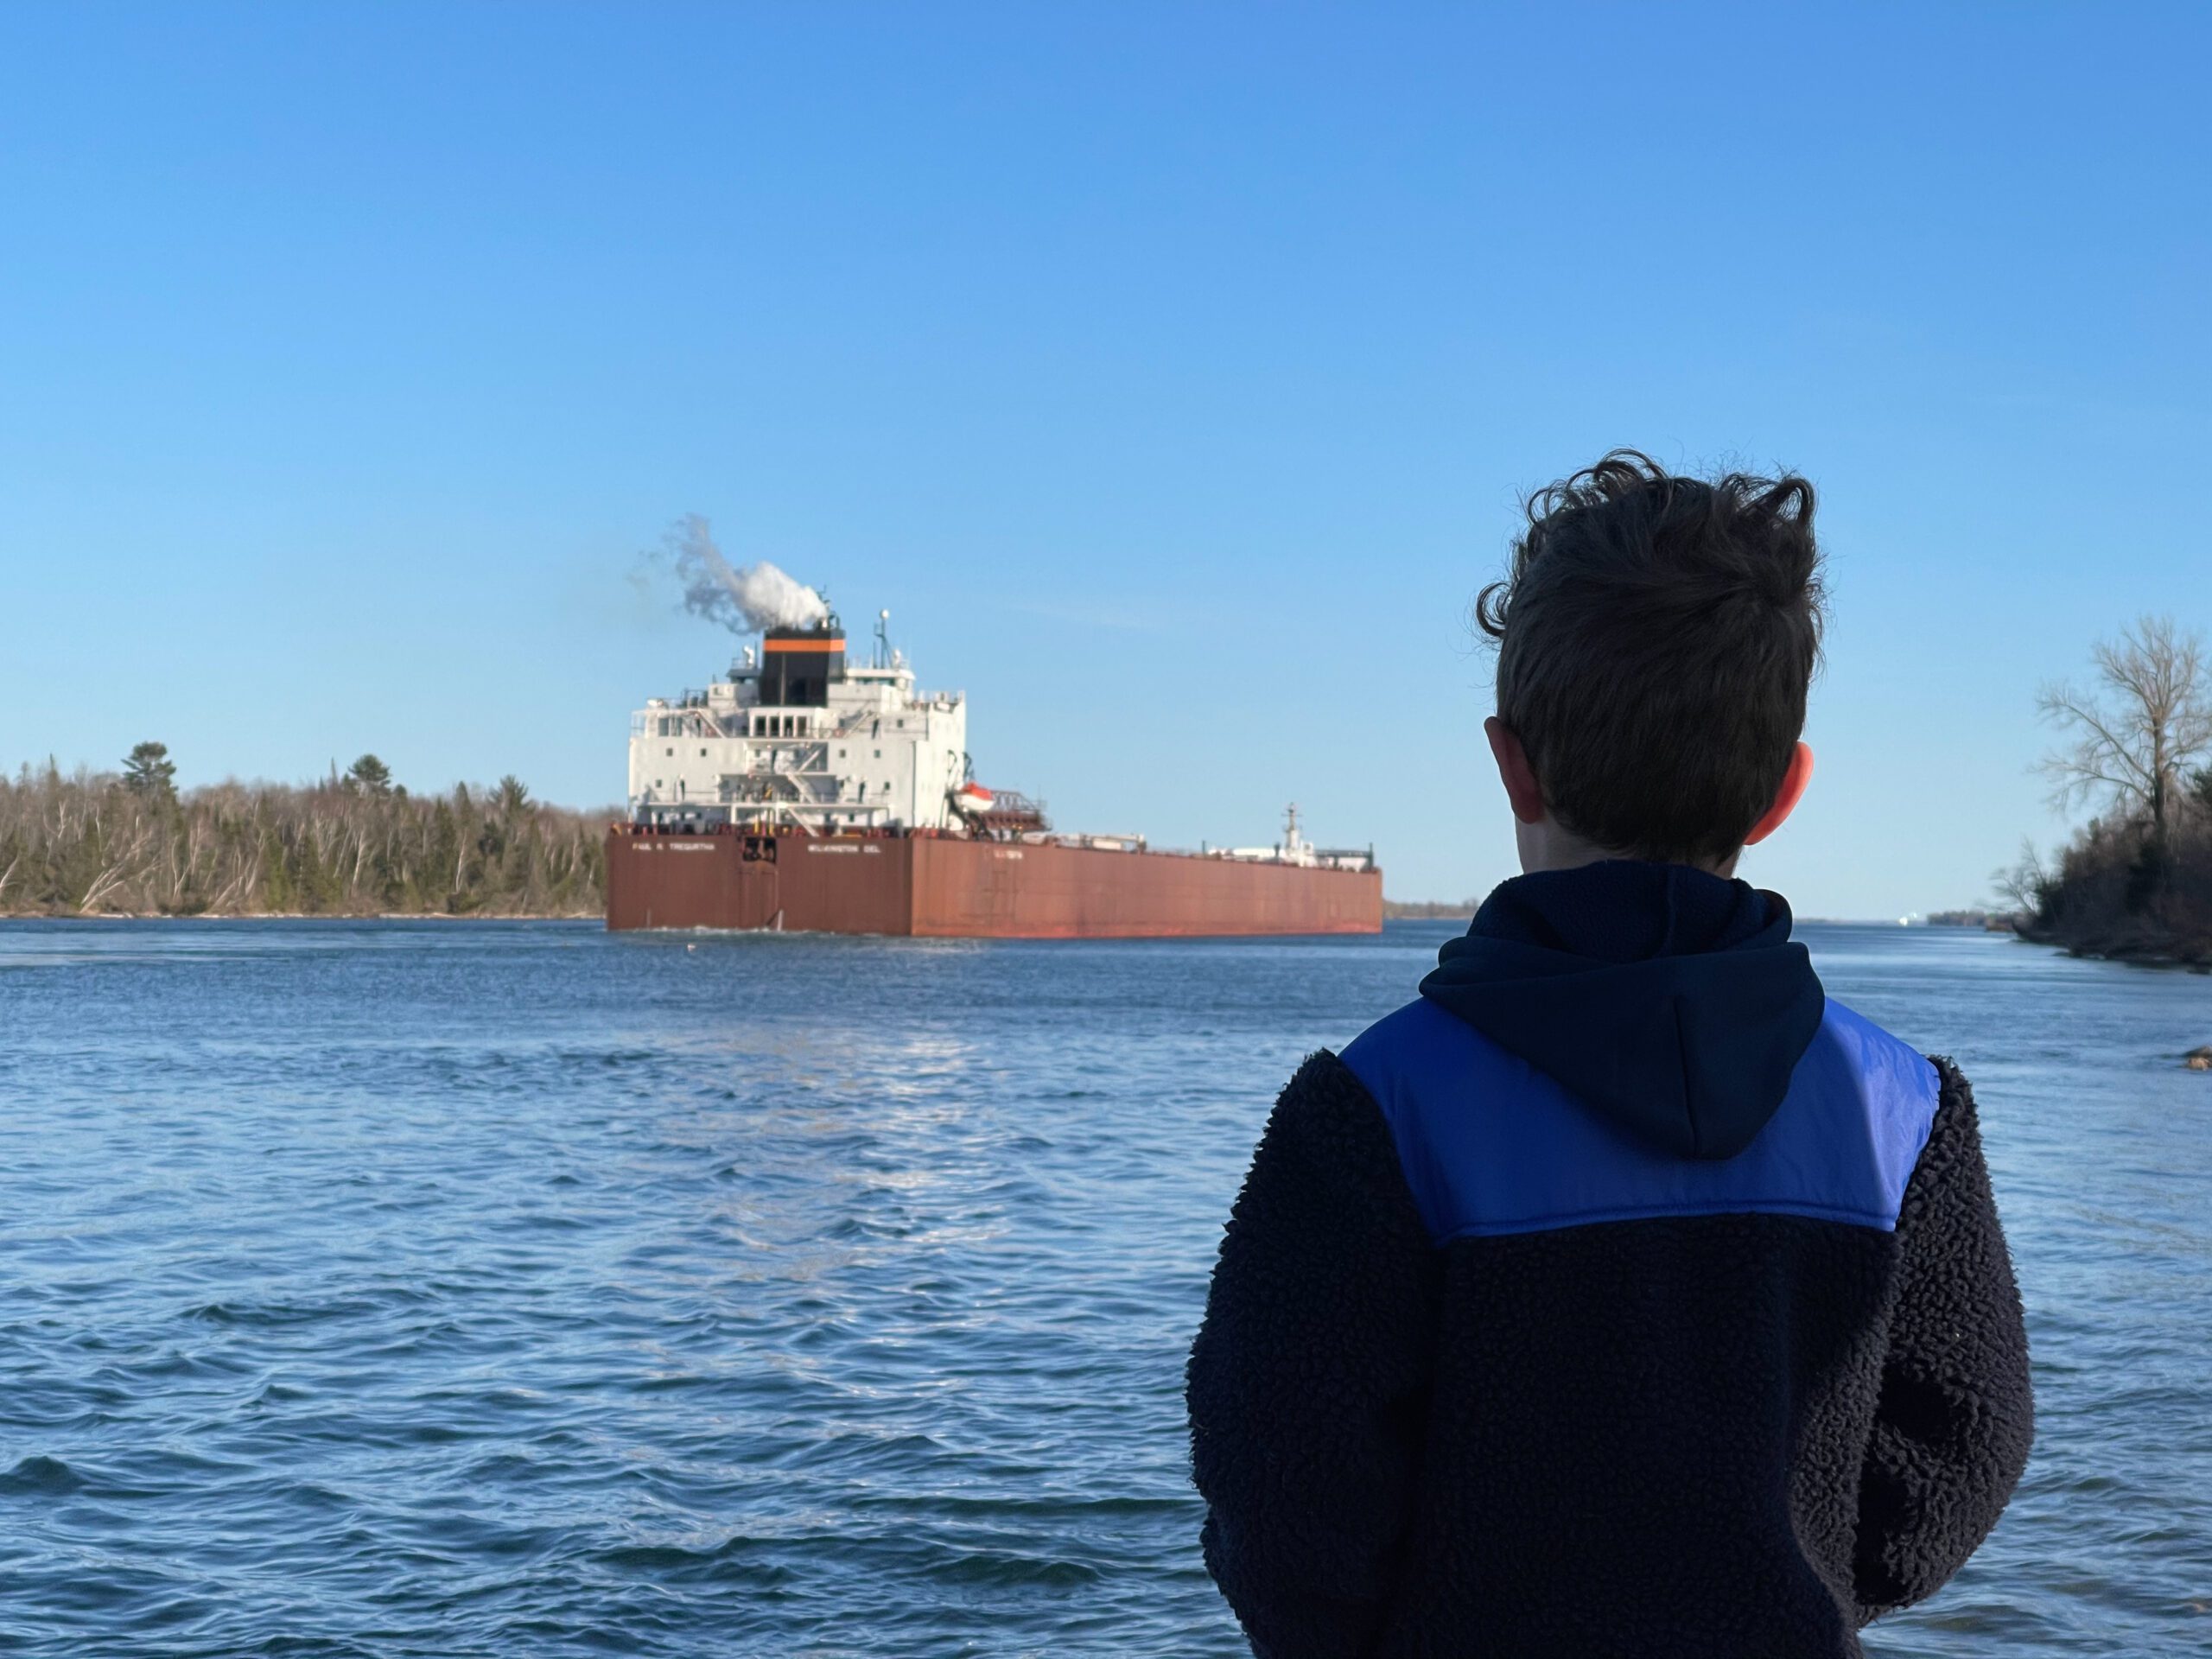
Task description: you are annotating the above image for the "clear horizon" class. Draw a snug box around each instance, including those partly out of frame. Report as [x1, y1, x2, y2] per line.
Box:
[3, 3, 2205, 918]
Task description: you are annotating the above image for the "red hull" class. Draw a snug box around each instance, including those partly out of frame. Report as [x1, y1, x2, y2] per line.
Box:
[605, 830, 1382, 938]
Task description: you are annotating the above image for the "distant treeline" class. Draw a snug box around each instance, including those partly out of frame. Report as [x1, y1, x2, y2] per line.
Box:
[1382, 897, 1478, 920]
[2005, 617, 2212, 964]
[0, 747, 611, 918]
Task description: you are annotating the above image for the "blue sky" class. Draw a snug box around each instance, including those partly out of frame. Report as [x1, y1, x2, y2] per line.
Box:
[3, 3, 2205, 916]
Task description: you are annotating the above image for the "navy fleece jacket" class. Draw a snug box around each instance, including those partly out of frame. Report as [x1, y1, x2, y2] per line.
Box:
[1186, 862, 2032, 1658]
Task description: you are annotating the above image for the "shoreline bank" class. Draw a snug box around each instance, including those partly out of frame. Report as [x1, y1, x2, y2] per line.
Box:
[2012, 922, 2212, 971]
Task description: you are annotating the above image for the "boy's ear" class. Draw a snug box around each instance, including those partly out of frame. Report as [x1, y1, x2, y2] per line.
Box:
[1484, 717, 1548, 825]
[1743, 742, 1815, 847]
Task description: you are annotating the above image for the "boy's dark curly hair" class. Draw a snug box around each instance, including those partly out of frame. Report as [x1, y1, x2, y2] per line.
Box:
[1477, 450, 1826, 865]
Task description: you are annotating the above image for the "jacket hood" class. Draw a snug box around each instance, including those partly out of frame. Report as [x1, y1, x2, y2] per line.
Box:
[1418, 861, 1825, 1160]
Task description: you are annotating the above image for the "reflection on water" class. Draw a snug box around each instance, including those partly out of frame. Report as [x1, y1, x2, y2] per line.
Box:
[0, 918, 2204, 1656]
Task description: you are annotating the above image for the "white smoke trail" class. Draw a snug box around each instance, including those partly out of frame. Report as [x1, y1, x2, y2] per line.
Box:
[661, 515, 830, 633]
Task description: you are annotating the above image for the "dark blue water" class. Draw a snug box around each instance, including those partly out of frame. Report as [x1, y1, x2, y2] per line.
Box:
[1, 920, 2206, 1656]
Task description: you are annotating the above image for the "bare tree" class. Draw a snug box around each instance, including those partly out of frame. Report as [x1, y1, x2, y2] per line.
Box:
[1993, 838, 2050, 916]
[2037, 614, 2212, 848]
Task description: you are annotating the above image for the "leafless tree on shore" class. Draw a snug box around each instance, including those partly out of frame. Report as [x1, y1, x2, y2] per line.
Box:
[2037, 614, 2212, 849]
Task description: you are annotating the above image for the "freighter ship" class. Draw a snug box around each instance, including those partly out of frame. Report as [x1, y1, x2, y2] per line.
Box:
[605, 612, 1381, 937]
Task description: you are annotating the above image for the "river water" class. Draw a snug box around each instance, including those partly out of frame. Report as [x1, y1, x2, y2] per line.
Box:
[0, 919, 2205, 1656]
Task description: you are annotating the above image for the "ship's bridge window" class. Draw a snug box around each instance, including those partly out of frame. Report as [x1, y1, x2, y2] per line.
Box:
[873, 749, 881, 760]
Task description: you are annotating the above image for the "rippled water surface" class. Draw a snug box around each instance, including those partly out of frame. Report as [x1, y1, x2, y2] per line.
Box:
[1, 919, 2206, 1656]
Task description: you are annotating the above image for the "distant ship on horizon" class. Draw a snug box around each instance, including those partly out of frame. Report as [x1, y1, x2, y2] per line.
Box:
[604, 609, 1380, 938]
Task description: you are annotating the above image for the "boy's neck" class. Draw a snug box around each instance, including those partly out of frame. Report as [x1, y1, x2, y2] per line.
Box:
[1514, 817, 1741, 881]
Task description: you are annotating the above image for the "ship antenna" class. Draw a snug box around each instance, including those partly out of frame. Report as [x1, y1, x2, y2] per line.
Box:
[874, 608, 892, 670]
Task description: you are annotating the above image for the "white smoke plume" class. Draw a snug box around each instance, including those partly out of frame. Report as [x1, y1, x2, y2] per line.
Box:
[661, 514, 830, 634]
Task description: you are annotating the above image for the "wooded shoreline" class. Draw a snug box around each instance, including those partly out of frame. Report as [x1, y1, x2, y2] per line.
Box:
[1, 755, 613, 919]
[3, 908, 602, 921]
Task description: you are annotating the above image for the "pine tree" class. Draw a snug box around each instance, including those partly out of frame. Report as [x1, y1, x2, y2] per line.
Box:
[123, 741, 177, 799]
[345, 753, 394, 798]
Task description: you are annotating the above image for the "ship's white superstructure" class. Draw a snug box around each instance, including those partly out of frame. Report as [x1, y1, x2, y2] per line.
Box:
[627, 613, 969, 833]
[626, 610, 1376, 876]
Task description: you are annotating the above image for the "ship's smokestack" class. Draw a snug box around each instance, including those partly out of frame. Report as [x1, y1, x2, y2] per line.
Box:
[662, 514, 829, 634]
[759, 620, 846, 707]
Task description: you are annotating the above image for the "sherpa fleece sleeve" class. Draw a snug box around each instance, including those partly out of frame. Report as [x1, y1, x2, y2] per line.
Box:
[1853, 1059, 2035, 1623]
[1186, 1051, 1438, 1659]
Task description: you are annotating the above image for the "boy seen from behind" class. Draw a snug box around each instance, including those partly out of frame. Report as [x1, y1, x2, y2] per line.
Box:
[1186, 453, 2033, 1657]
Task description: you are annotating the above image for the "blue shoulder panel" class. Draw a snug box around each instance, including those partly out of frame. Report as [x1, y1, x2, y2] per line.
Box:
[1338, 997, 1939, 1243]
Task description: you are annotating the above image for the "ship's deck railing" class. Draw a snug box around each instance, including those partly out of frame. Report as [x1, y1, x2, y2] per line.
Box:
[607, 820, 1379, 873]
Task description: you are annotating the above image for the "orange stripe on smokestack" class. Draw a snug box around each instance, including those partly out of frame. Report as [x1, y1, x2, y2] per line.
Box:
[762, 637, 846, 652]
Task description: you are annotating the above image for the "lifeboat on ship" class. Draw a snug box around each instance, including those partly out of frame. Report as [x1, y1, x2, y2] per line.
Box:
[952, 782, 1050, 836]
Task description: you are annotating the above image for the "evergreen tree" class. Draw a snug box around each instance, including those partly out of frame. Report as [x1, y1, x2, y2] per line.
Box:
[427, 798, 459, 903]
[345, 753, 394, 797]
[258, 828, 294, 911]
[123, 741, 177, 799]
